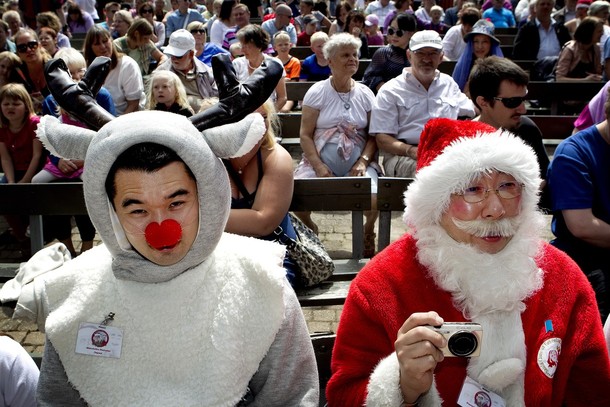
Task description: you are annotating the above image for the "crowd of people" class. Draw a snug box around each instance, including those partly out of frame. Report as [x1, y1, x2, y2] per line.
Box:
[1, 0, 610, 405]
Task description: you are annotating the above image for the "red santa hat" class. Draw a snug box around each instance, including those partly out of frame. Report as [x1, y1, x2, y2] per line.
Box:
[405, 118, 542, 227]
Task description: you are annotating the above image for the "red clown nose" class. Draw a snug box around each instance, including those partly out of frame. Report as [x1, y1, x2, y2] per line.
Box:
[145, 219, 183, 250]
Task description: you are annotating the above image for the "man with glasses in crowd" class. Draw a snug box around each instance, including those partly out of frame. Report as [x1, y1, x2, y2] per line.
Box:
[261, 4, 297, 45]
[327, 117, 610, 406]
[468, 56, 551, 211]
[157, 29, 217, 112]
[166, 0, 206, 40]
[370, 30, 474, 178]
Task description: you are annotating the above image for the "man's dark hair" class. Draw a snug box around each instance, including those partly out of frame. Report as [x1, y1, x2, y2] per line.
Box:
[468, 56, 529, 110]
[105, 143, 195, 206]
[460, 7, 481, 26]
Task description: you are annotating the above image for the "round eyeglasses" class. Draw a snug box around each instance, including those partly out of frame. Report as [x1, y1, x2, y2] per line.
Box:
[455, 182, 524, 204]
[387, 27, 404, 37]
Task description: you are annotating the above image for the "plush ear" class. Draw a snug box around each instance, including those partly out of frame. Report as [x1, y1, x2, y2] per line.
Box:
[36, 115, 95, 160]
[201, 113, 266, 159]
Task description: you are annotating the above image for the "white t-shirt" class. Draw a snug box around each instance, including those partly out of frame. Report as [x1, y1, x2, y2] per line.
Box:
[370, 68, 475, 144]
[442, 24, 467, 61]
[303, 78, 374, 133]
[104, 56, 146, 115]
[75, 0, 99, 20]
[210, 20, 233, 46]
[0, 336, 39, 407]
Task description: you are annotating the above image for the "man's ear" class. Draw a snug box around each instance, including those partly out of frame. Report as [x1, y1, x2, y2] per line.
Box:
[476, 95, 490, 109]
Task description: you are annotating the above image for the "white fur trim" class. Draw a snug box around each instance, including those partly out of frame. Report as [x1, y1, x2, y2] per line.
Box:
[366, 353, 442, 407]
[233, 113, 266, 158]
[35, 115, 62, 158]
[405, 130, 541, 227]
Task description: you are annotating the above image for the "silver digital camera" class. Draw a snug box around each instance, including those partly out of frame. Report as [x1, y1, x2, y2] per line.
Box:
[425, 322, 483, 357]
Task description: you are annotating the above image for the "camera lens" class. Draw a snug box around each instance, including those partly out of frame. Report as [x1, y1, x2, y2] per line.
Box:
[447, 331, 478, 357]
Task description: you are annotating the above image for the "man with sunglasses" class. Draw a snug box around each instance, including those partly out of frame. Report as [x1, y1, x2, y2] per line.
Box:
[370, 30, 474, 178]
[326, 118, 610, 406]
[157, 29, 218, 112]
[468, 56, 551, 212]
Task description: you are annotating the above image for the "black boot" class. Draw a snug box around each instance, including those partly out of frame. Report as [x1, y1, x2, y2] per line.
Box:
[189, 53, 284, 132]
[44, 57, 115, 131]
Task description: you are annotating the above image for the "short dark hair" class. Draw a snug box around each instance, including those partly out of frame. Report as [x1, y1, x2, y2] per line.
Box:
[345, 10, 365, 31]
[468, 56, 529, 110]
[219, 0, 237, 21]
[105, 143, 195, 206]
[460, 7, 481, 26]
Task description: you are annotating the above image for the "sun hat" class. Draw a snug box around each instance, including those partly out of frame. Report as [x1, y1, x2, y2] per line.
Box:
[464, 19, 500, 46]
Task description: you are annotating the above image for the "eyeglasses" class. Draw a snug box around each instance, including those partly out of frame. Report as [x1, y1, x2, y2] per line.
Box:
[190, 29, 206, 34]
[387, 27, 404, 37]
[455, 182, 524, 204]
[493, 95, 527, 109]
[141, 8, 154, 14]
[16, 41, 38, 53]
[170, 53, 189, 59]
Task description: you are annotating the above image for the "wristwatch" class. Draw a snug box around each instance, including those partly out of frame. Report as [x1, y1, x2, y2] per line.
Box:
[360, 154, 370, 163]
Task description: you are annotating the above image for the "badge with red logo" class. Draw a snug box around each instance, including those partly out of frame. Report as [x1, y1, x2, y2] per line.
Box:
[537, 337, 562, 378]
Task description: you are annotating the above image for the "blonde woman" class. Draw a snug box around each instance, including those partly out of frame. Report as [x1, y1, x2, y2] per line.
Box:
[146, 70, 194, 117]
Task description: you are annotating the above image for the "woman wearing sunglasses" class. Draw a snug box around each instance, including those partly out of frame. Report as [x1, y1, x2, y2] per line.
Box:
[138, 2, 166, 48]
[9, 28, 52, 113]
[362, 13, 416, 94]
[187, 21, 228, 67]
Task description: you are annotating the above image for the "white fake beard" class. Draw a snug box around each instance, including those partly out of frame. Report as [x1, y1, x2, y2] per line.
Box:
[414, 210, 546, 319]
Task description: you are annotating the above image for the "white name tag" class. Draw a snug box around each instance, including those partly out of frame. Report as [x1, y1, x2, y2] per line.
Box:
[75, 322, 123, 359]
[457, 376, 506, 407]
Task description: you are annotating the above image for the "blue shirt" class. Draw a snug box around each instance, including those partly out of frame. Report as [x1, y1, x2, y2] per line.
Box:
[166, 9, 206, 39]
[482, 7, 516, 28]
[197, 43, 229, 67]
[299, 54, 331, 81]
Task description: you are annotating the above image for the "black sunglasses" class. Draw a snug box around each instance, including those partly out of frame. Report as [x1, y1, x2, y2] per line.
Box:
[387, 27, 404, 37]
[16, 41, 38, 53]
[190, 29, 206, 34]
[493, 95, 527, 109]
[141, 8, 154, 13]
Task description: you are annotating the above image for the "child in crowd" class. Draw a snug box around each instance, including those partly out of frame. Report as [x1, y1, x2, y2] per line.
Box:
[274, 31, 301, 112]
[0, 84, 43, 246]
[146, 70, 194, 117]
[365, 14, 384, 45]
[299, 31, 330, 81]
[297, 14, 318, 46]
[424, 5, 450, 34]
[229, 42, 244, 59]
[0, 51, 21, 88]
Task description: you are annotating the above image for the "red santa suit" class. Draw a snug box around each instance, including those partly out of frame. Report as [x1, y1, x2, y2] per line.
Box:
[326, 119, 610, 406]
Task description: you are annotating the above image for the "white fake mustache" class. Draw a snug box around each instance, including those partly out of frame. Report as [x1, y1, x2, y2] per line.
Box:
[451, 217, 520, 238]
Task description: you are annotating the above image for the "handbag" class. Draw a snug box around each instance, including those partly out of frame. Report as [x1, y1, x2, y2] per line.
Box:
[279, 214, 335, 287]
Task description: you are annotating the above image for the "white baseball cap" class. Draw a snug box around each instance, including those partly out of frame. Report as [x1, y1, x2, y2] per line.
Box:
[164, 29, 196, 57]
[409, 30, 443, 51]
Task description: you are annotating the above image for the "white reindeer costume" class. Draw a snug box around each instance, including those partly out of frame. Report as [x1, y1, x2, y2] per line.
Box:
[33, 55, 319, 406]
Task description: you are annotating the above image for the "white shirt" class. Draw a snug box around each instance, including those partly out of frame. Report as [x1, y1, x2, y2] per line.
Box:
[210, 19, 233, 46]
[75, 0, 99, 20]
[104, 56, 145, 115]
[365, 1, 397, 23]
[442, 24, 467, 61]
[514, 0, 531, 22]
[303, 79, 375, 132]
[536, 18, 562, 60]
[0, 336, 39, 407]
[370, 68, 475, 144]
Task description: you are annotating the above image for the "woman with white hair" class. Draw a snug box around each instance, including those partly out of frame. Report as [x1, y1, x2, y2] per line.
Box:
[589, 0, 610, 46]
[294, 33, 380, 257]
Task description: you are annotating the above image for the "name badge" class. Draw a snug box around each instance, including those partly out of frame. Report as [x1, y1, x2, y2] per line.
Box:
[458, 376, 506, 407]
[75, 322, 123, 359]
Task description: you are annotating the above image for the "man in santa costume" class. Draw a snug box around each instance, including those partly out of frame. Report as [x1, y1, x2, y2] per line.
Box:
[326, 118, 610, 406]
